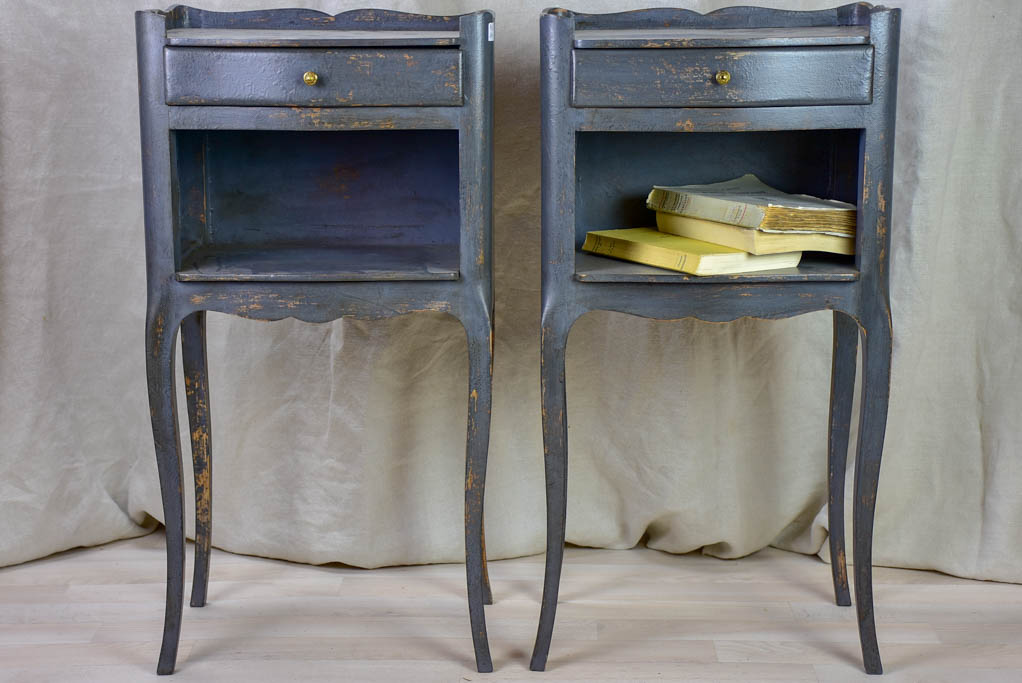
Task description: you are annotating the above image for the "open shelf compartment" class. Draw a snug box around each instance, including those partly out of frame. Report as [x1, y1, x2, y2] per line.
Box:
[573, 129, 862, 283]
[172, 129, 461, 282]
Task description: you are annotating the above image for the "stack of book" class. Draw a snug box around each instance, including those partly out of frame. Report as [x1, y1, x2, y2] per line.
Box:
[582, 174, 856, 276]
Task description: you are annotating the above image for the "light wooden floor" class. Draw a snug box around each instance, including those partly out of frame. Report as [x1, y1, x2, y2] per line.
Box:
[1, 533, 1021, 682]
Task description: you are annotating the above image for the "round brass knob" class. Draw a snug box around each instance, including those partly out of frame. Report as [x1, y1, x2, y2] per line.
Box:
[302, 71, 319, 86]
[715, 70, 731, 85]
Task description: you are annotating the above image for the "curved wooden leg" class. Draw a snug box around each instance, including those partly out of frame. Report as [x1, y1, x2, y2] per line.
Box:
[146, 306, 185, 675]
[828, 311, 858, 607]
[530, 311, 574, 672]
[463, 313, 493, 673]
[852, 310, 892, 675]
[181, 311, 212, 609]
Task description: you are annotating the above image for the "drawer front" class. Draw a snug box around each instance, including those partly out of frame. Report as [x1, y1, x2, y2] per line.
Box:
[572, 46, 873, 108]
[165, 48, 462, 107]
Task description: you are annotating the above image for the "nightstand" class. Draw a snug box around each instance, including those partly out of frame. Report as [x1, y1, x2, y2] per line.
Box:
[532, 3, 899, 674]
[136, 6, 495, 674]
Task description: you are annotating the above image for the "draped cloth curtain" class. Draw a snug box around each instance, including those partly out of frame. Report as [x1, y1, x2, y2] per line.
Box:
[2, 0, 1021, 583]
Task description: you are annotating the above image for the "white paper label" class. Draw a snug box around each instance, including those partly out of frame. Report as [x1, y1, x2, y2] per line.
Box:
[487, 22, 494, 42]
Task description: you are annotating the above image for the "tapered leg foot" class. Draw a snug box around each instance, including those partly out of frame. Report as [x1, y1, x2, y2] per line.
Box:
[463, 314, 493, 673]
[852, 311, 892, 675]
[530, 312, 574, 672]
[146, 306, 186, 675]
[181, 311, 212, 609]
[828, 311, 858, 607]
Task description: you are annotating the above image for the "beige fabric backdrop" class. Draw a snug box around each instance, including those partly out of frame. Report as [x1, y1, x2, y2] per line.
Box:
[1, 0, 1021, 583]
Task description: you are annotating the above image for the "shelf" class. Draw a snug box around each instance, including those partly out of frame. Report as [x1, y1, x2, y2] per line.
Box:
[176, 244, 459, 282]
[166, 28, 460, 47]
[573, 251, 858, 284]
[171, 129, 462, 281]
[573, 26, 869, 49]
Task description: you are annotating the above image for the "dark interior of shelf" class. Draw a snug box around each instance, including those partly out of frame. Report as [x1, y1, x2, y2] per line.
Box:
[574, 129, 862, 282]
[172, 129, 460, 281]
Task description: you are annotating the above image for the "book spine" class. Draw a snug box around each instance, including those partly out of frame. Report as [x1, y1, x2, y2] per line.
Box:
[583, 234, 693, 273]
[647, 189, 767, 229]
[656, 212, 856, 256]
[656, 213, 751, 253]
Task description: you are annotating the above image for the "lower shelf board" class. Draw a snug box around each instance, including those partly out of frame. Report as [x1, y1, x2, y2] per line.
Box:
[573, 251, 860, 284]
[176, 244, 460, 282]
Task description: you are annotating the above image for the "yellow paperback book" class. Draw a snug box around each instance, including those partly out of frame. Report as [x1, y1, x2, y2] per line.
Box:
[656, 212, 854, 255]
[581, 228, 801, 276]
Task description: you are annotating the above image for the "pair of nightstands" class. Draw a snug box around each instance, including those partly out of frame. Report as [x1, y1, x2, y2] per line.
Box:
[137, 3, 899, 676]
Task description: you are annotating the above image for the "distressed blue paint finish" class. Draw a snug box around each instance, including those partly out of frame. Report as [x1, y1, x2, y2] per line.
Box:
[572, 46, 874, 108]
[532, 4, 899, 676]
[173, 129, 461, 268]
[166, 5, 462, 31]
[571, 3, 873, 30]
[573, 25, 871, 48]
[169, 105, 463, 131]
[165, 48, 463, 107]
[166, 28, 461, 47]
[137, 6, 494, 675]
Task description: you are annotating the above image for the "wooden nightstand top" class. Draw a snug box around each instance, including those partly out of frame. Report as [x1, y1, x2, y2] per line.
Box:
[166, 28, 461, 48]
[573, 25, 870, 49]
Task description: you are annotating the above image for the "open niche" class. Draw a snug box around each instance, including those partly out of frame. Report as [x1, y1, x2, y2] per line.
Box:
[171, 129, 461, 281]
[574, 129, 863, 282]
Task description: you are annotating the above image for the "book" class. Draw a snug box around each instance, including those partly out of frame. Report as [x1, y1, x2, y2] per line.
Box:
[656, 212, 854, 256]
[646, 174, 856, 236]
[581, 228, 802, 276]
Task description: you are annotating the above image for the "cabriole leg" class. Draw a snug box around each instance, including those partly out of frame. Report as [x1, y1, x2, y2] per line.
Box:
[852, 310, 893, 675]
[181, 310, 212, 608]
[530, 311, 575, 672]
[146, 306, 185, 675]
[463, 313, 493, 673]
[828, 311, 859, 607]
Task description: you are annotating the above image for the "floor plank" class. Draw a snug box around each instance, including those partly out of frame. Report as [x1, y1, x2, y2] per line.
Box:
[0, 532, 1020, 681]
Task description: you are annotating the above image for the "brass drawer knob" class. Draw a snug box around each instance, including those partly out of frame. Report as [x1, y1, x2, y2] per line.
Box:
[302, 71, 319, 86]
[715, 70, 731, 85]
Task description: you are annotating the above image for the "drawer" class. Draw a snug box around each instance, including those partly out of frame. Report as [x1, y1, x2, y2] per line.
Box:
[165, 48, 462, 107]
[572, 46, 873, 108]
